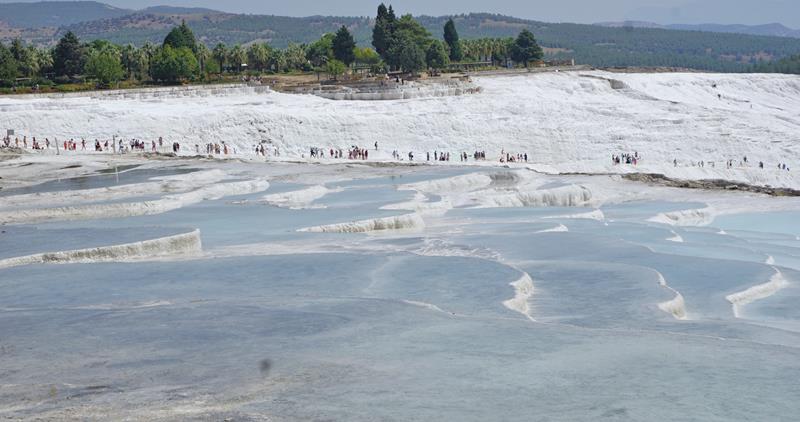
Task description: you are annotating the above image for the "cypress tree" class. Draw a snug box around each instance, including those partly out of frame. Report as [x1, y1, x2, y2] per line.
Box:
[443, 19, 462, 62]
[372, 3, 396, 59]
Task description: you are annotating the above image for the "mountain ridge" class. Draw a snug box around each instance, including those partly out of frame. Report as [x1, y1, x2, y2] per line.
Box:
[596, 20, 800, 38]
[0, 1, 132, 28]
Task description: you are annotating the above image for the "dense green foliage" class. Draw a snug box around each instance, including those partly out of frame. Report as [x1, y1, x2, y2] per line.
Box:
[246, 43, 271, 71]
[388, 38, 426, 73]
[372, 4, 461, 73]
[325, 59, 346, 80]
[212, 43, 227, 72]
[0, 43, 19, 83]
[753, 55, 800, 74]
[227, 45, 246, 72]
[426, 40, 450, 70]
[372, 4, 395, 58]
[85, 48, 124, 85]
[306, 34, 333, 68]
[460, 38, 513, 62]
[354, 47, 380, 65]
[443, 19, 462, 62]
[162, 21, 197, 53]
[53, 31, 86, 77]
[120, 43, 146, 80]
[150, 45, 198, 82]
[333, 26, 356, 66]
[367, 5, 541, 71]
[509, 30, 543, 66]
[8, 38, 47, 77]
[0, 27, 255, 88]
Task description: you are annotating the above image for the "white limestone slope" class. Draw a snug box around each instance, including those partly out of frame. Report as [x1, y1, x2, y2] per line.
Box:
[2, 71, 800, 187]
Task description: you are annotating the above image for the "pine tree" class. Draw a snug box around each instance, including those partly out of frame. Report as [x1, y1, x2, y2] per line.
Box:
[163, 21, 197, 53]
[510, 29, 543, 67]
[333, 26, 356, 66]
[52, 31, 86, 78]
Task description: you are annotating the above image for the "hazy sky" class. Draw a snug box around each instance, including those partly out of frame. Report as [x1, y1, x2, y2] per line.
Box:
[4, 0, 800, 27]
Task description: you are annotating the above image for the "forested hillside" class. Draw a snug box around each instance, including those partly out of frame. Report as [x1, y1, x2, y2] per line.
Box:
[418, 14, 800, 71]
[62, 13, 373, 49]
[0, 1, 131, 28]
[596, 21, 800, 39]
[58, 12, 800, 72]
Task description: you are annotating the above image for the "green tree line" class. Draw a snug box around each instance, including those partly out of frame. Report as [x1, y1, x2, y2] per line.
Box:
[752, 55, 800, 74]
[0, 8, 548, 89]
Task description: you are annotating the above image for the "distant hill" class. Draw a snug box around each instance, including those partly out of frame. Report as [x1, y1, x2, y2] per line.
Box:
[139, 6, 225, 15]
[58, 12, 368, 48]
[596, 21, 800, 39]
[669, 23, 800, 38]
[595, 21, 664, 29]
[0, 1, 131, 28]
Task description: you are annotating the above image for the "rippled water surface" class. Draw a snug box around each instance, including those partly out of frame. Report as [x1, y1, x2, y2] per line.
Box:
[1, 162, 799, 421]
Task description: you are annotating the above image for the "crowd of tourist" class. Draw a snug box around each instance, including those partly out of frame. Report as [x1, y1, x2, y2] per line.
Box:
[613, 152, 640, 165]
[671, 155, 791, 172]
[501, 150, 528, 163]
[308, 146, 370, 160]
[1, 133, 793, 174]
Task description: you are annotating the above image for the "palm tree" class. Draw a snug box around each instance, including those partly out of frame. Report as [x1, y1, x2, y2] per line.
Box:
[213, 43, 227, 73]
[120, 44, 136, 79]
[228, 45, 246, 73]
[195, 43, 210, 74]
[247, 43, 269, 72]
[139, 41, 156, 79]
[284, 43, 307, 71]
[23, 45, 41, 77]
[269, 49, 286, 73]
